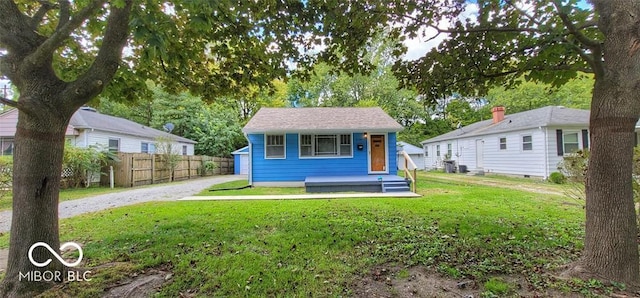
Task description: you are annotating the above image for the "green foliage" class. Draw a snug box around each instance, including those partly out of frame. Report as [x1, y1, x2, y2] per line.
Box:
[549, 172, 567, 184]
[62, 144, 115, 188]
[392, 2, 598, 104]
[100, 85, 246, 157]
[558, 150, 590, 185]
[200, 160, 218, 176]
[0, 156, 12, 199]
[486, 74, 593, 114]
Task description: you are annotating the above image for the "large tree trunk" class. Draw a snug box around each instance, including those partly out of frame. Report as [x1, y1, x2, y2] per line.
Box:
[579, 0, 640, 287]
[0, 102, 71, 297]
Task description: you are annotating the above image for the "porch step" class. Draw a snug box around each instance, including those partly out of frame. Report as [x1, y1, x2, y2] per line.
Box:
[382, 181, 410, 193]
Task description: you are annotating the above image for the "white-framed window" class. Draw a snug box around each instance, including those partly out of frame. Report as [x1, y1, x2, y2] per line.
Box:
[265, 134, 285, 159]
[299, 134, 352, 158]
[141, 142, 156, 154]
[108, 138, 120, 153]
[499, 137, 507, 150]
[182, 145, 188, 156]
[563, 132, 580, 154]
[424, 146, 429, 157]
[446, 143, 452, 157]
[436, 145, 441, 157]
[522, 135, 532, 151]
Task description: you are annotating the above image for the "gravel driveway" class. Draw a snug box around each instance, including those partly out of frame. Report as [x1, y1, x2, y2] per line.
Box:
[0, 175, 244, 233]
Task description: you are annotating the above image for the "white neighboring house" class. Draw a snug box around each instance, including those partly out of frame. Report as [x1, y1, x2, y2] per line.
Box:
[0, 107, 196, 155]
[397, 141, 425, 170]
[421, 106, 640, 179]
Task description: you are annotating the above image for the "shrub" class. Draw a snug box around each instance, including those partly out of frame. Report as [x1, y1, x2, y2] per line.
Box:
[200, 160, 217, 176]
[548, 172, 566, 184]
[0, 156, 12, 198]
[63, 144, 116, 188]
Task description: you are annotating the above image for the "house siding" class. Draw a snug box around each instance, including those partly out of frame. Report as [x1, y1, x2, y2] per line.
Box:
[249, 132, 397, 182]
[75, 129, 195, 155]
[423, 139, 472, 170]
[423, 127, 590, 178]
[481, 129, 547, 177]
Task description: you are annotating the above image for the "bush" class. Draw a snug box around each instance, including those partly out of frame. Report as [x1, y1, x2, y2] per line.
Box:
[0, 156, 12, 198]
[200, 160, 217, 176]
[548, 172, 566, 184]
[63, 144, 116, 188]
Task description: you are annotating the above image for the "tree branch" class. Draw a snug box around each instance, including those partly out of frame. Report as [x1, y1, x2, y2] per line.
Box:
[504, 0, 544, 27]
[30, 1, 56, 29]
[24, 0, 107, 67]
[0, 96, 17, 108]
[429, 24, 542, 35]
[65, 0, 133, 108]
[56, 0, 70, 31]
[552, 1, 601, 49]
[0, 0, 45, 54]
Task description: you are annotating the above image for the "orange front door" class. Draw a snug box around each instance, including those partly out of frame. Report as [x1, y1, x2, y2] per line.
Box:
[370, 134, 386, 172]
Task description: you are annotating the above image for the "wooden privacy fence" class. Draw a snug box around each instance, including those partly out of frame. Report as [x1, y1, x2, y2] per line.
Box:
[103, 153, 234, 187]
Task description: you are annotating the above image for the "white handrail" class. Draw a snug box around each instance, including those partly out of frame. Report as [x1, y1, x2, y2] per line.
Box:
[401, 150, 417, 192]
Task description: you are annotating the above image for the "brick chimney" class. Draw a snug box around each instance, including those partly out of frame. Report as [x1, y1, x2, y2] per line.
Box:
[491, 106, 505, 124]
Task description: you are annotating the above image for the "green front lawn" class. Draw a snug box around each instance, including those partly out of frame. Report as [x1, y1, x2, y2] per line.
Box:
[0, 173, 596, 297]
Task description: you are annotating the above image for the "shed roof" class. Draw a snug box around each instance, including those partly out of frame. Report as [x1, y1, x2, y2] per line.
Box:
[242, 107, 403, 133]
[397, 141, 424, 155]
[422, 106, 593, 144]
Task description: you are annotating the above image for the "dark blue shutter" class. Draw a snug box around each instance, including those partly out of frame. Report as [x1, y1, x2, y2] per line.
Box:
[556, 129, 563, 156]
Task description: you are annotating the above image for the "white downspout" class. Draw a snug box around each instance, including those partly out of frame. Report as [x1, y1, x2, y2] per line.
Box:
[542, 126, 549, 179]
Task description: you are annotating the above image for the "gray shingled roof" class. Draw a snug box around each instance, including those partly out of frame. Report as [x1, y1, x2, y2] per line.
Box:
[242, 107, 403, 133]
[397, 141, 424, 155]
[421, 106, 591, 144]
[71, 108, 196, 144]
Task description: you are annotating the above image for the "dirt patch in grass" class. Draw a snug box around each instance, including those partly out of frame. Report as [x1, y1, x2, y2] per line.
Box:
[352, 265, 588, 298]
[102, 270, 169, 298]
[94, 262, 172, 298]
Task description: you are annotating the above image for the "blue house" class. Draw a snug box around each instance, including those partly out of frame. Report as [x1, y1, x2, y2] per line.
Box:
[242, 107, 410, 192]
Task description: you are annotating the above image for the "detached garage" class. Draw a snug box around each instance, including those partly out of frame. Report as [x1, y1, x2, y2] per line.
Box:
[232, 146, 249, 175]
[397, 141, 425, 170]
